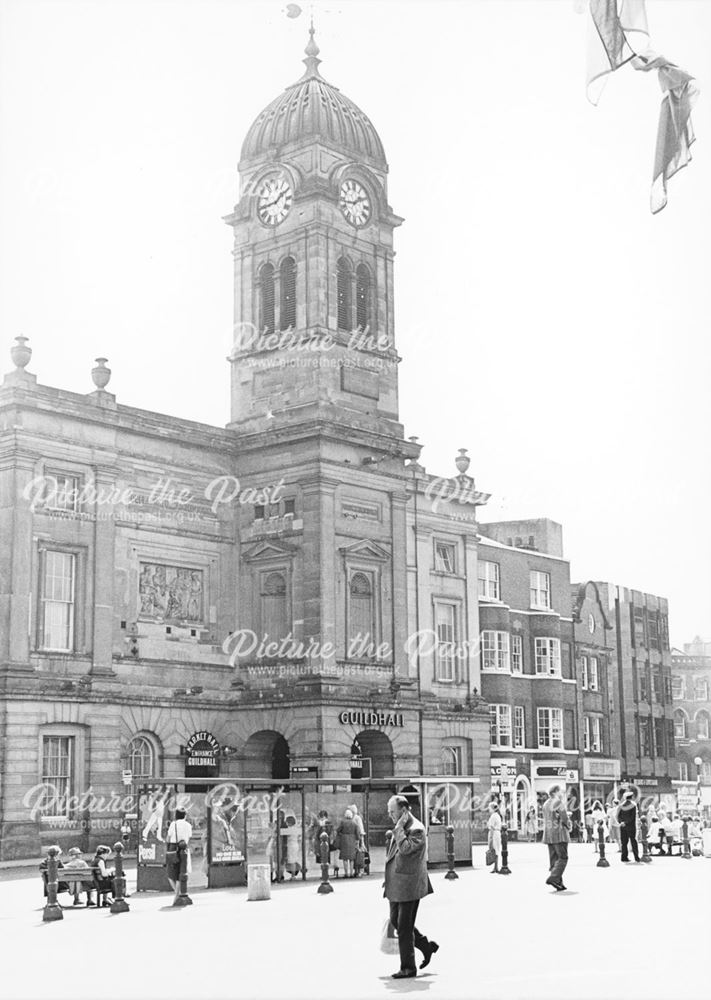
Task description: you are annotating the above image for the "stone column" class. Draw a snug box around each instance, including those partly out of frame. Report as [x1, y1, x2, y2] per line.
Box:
[390, 490, 409, 677]
[91, 467, 116, 675]
[463, 533, 480, 696]
[318, 478, 338, 673]
[413, 525, 432, 690]
[1, 455, 36, 669]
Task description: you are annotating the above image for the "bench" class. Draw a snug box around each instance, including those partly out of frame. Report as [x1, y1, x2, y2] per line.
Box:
[647, 832, 702, 857]
[40, 865, 113, 908]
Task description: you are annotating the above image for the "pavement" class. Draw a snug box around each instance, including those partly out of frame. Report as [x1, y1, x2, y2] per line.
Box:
[1, 843, 709, 1000]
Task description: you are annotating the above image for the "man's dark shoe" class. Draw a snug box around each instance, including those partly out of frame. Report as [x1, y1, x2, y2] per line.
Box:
[545, 875, 560, 887]
[555, 883, 567, 891]
[391, 970, 417, 979]
[419, 941, 439, 969]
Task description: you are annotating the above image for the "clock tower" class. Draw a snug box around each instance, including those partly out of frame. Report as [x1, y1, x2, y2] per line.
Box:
[225, 27, 420, 683]
[225, 26, 409, 440]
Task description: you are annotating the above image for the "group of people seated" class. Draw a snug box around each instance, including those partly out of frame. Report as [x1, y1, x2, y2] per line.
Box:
[646, 811, 704, 854]
[39, 844, 117, 907]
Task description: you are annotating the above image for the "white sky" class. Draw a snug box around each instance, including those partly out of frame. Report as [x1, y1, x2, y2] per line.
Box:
[0, 0, 709, 646]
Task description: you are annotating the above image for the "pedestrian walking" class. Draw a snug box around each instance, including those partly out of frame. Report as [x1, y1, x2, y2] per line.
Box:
[616, 790, 641, 862]
[383, 794, 438, 979]
[542, 784, 571, 891]
[524, 807, 537, 843]
[349, 802, 367, 875]
[583, 810, 594, 843]
[607, 800, 621, 851]
[336, 808, 359, 877]
[487, 802, 502, 873]
[591, 800, 607, 852]
[165, 807, 193, 901]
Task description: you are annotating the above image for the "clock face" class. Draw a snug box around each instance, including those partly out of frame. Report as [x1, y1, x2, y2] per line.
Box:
[588, 613, 595, 634]
[339, 180, 371, 227]
[256, 176, 293, 226]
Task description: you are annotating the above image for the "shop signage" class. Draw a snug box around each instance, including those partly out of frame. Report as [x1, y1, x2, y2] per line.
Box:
[677, 790, 697, 812]
[583, 759, 621, 780]
[491, 763, 516, 779]
[566, 770, 579, 784]
[290, 766, 319, 777]
[121, 770, 133, 786]
[186, 731, 220, 767]
[536, 766, 567, 778]
[338, 710, 404, 727]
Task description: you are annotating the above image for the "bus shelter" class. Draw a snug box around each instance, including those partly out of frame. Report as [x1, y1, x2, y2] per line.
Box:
[132, 776, 484, 891]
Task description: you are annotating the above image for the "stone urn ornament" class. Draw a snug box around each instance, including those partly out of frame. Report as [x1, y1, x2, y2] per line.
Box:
[11, 336, 32, 370]
[91, 357, 111, 390]
[455, 448, 470, 475]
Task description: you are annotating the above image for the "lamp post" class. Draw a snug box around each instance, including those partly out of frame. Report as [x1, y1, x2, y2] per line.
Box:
[694, 756, 703, 819]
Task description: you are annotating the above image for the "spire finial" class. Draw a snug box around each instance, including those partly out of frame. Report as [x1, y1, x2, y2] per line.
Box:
[302, 18, 322, 78]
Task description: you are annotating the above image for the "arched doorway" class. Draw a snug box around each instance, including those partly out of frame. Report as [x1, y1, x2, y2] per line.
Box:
[351, 730, 394, 851]
[350, 729, 394, 781]
[241, 730, 291, 780]
[514, 775, 533, 835]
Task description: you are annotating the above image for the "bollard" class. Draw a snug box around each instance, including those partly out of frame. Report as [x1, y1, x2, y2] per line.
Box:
[681, 818, 691, 860]
[596, 820, 610, 868]
[499, 824, 511, 875]
[42, 846, 64, 922]
[444, 825, 459, 880]
[317, 830, 334, 895]
[172, 840, 193, 907]
[639, 816, 652, 863]
[247, 863, 271, 900]
[110, 842, 130, 913]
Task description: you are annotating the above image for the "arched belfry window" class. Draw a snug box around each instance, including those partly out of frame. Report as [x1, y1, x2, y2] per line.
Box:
[337, 257, 353, 331]
[349, 572, 374, 647]
[280, 256, 296, 331]
[261, 570, 288, 644]
[259, 263, 275, 335]
[355, 264, 371, 332]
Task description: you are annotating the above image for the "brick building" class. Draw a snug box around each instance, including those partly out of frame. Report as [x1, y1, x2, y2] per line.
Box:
[671, 639, 711, 815]
[593, 585, 676, 799]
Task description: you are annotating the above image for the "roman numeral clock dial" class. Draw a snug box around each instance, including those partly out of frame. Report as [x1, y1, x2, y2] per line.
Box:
[339, 180, 371, 227]
[256, 176, 293, 226]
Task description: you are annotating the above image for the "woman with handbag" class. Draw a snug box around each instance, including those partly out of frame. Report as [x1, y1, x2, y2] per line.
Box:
[165, 808, 193, 902]
[486, 802, 502, 873]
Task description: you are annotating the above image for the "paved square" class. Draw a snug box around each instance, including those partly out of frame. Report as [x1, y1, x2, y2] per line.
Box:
[2, 844, 708, 1000]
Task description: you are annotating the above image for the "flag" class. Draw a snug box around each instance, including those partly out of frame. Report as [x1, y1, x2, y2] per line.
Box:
[585, 0, 698, 212]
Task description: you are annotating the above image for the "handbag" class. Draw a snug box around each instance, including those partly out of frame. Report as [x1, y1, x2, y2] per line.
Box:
[485, 847, 496, 866]
[380, 918, 399, 955]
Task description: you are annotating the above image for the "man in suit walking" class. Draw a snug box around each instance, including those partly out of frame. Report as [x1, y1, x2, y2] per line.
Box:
[542, 784, 571, 891]
[383, 794, 439, 979]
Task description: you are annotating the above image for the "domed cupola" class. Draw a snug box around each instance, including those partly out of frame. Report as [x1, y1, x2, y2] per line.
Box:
[240, 26, 387, 170]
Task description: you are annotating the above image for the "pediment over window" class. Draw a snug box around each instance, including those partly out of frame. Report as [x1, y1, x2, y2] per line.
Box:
[241, 539, 296, 563]
[339, 539, 390, 562]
